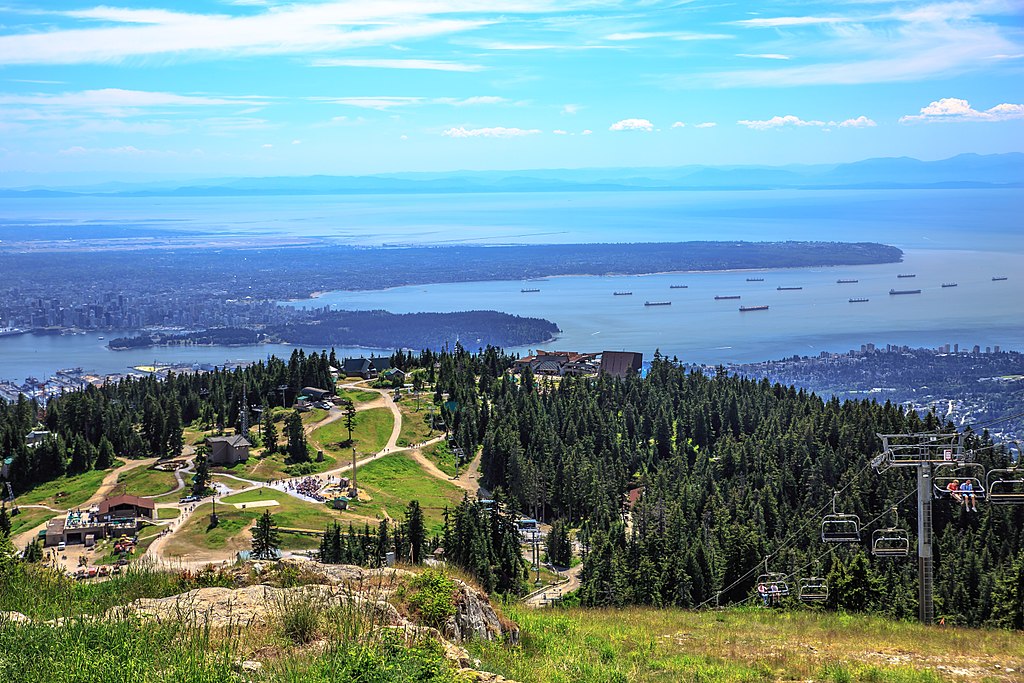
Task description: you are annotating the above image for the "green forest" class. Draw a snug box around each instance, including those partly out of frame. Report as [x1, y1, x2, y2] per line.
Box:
[3, 345, 1024, 629]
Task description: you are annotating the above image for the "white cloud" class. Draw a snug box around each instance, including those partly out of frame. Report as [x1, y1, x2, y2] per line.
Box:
[838, 115, 877, 128]
[671, 121, 686, 128]
[552, 129, 568, 135]
[473, 41, 618, 51]
[291, 139, 301, 144]
[738, 115, 825, 130]
[736, 53, 791, 60]
[59, 145, 147, 155]
[560, 103, 580, 115]
[694, 122, 717, 128]
[0, 88, 264, 110]
[442, 126, 541, 138]
[604, 31, 732, 41]
[0, 4, 499, 65]
[436, 96, 507, 106]
[733, 16, 851, 28]
[738, 114, 877, 130]
[609, 118, 654, 132]
[310, 58, 484, 72]
[899, 97, 1024, 123]
[581, 129, 592, 135]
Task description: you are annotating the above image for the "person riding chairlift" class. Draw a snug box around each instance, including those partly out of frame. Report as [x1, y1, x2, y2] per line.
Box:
[947, 479, 963, 504]
[959, 479, 978, 512]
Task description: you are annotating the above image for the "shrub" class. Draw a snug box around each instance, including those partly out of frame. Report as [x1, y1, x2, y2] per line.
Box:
[407, 569, 457, 629]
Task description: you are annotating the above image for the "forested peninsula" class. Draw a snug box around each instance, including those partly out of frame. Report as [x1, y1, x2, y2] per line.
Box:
[107, 310, 560, 351]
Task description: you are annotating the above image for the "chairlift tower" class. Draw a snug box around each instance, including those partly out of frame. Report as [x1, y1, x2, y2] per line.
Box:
[874, 432, 965, 624]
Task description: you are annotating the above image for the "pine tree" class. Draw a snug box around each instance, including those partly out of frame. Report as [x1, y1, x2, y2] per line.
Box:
[0, 506, 10, 538]
[262, 404, 277, 454]
[95, 436, 115, 471]
[286, 410, 309, 463]
[406, 500, 426, 564]
[191, 453, 210, 497]
[165, 401, 184, 458]
[251, 509, 280, 560]
[22, 538, 43, 563]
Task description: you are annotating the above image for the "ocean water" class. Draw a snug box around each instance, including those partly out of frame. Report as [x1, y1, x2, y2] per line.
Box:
[1, 188, 1022, 378]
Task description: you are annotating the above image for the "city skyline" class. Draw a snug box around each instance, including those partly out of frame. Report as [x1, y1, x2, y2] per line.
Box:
[0, 0, 1022, 182]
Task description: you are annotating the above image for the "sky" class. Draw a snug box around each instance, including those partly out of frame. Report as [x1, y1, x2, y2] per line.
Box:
[0, 0, 1022, 182]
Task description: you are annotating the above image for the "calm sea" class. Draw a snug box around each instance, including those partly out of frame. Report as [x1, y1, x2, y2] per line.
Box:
[1, 188, 1022, 379]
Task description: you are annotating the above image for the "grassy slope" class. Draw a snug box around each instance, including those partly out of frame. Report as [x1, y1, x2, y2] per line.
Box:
[421, 441, 458, 477]
[350, 454, 464, 535]
[16, 461, 125, 509]
[396, 402, 434, 448]
[116, 466, 178, 498]
[313, 407, 393, 456]
[214, 448, 340, 482]
[471, 606, 1024, 683]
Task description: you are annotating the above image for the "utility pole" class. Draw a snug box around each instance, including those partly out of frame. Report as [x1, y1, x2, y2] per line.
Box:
[240, 382, 249, 439]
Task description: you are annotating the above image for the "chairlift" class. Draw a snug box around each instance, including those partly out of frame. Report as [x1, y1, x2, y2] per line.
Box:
[932, 462, 986, 502]
[986, 468, 1024, 505]
[755, 559, 790, 606]
[871, 507, 910, 558]
[798, 577, 828, 603]
[821, 491, 861, 543]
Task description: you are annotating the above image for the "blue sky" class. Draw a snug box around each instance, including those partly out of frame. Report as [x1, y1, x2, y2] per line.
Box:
[0, 0, 1022, 182]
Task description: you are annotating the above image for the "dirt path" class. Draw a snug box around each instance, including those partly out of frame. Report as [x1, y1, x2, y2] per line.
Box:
[523, 562, 584, 608]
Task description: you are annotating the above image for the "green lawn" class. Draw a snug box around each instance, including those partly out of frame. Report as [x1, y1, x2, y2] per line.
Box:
[337, 388, 380, 404]
[396, 403, 435, 447]
[211, 448, 339, 482]
[301, 408, 330, 425]
[116, 466, 178, 497]
[350, 453, 465, 535]
[15, 460, 125, 509]
[312, 407, 393, 457]
[7, 507, 57, 539]
[165, 489, 347, 556]
[421, 441, 458, 477]
[157, 507, 180, 520]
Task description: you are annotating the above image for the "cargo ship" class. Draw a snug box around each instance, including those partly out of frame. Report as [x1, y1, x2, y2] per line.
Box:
[644, 301, 671, 306]
[669, 285, 688, 289]
[849, 298, 869, 303]
[898, 274, 916, 278]
[714, 295, 741, 300]
[521, 288, 540, 293]
[777, 286, 803, 291]
[993, 276, 1008, 281]
[739, 305, 769, 312]
[837, 279, 859, 284]
[613, 291, 633, 296]
[941, 283, 958, 288]
[746, 277, 764, 282]
[889, 288, 921, 295]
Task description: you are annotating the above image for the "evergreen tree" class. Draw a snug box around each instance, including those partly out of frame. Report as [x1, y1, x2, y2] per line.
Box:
[285, 410, 309, 462]
[406, 500, 426, 564]
[546, 519, 572, 567]
[251, 510, 280, 560]
[262, 404, 277, 454]
[165, 401, 184, 458]
[191, 453, 210, 497]
[95, 436, 115, 471]
[22, 538, 43, 563]
[0, 506, 10, 538]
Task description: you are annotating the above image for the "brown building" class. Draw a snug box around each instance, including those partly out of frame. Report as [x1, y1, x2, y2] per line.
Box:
[206, 434, 252, 465]
[98, 494, 155, 521]
[600, 351, 643, 378]
[514, 350, 599, 377]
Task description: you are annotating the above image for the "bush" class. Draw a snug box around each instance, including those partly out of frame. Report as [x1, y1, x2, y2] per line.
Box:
[407, 569, 457, 629]
[278, 591, 322, 644]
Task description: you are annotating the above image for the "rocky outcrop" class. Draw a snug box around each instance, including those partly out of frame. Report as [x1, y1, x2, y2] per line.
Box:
[446, 581, 520, 645]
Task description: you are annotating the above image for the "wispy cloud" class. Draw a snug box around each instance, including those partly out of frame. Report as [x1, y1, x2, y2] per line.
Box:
[313, 95, 508, 110]
[738, 114, 876, 130]
[671, 121, 686, 128]
[732, 16, 851, 28]
[310, 58, 485, 72]
[736, 53, 791, 60]
[442, 126, 541, 138]
[899, 97, 1024, 123]
[694, 122, 717, 128]
[604, 31, 732, 41]
[0, 88, 264, 110]
[609, 118, 654, 131]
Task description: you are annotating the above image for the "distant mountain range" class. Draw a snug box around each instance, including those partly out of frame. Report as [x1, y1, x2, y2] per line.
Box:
[2, 153, 1021, 198]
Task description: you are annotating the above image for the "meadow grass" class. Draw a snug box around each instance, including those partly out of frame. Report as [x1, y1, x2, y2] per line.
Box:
[313, 407, 393, 457]
[157, 507, 180, 520]
[116, 466, 178, 497]
[211, 448, 339, 482]
[6, 507, 57, 538]
[421, 441, 458, 477]
[396, 402, 434, 447]
[349, 454, 464, 534]
[16, 460, 125, 509]
[469, 605, 1024, 683]
[338, 388, 381, 404]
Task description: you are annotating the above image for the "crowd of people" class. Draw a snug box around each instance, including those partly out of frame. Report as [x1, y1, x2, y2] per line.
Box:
[278, 476, 328, 502]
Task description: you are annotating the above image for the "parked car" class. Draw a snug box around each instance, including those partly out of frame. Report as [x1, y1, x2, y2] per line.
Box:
[179, 495, 199, 504]
[56, 541, 66, 552]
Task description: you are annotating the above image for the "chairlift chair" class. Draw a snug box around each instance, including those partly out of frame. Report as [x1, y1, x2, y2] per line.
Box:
[821, 491, 861, 543]
[871, 528, 910, 557]
[986, 468, 1024, 505]
[932, 462, 986, 502]
[755, 564, 790, 606]
[798, 577, 828, 603]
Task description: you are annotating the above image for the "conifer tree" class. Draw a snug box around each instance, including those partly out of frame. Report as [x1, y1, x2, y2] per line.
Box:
[251, 509, 280, 560]
[406, 500, 426, 564]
